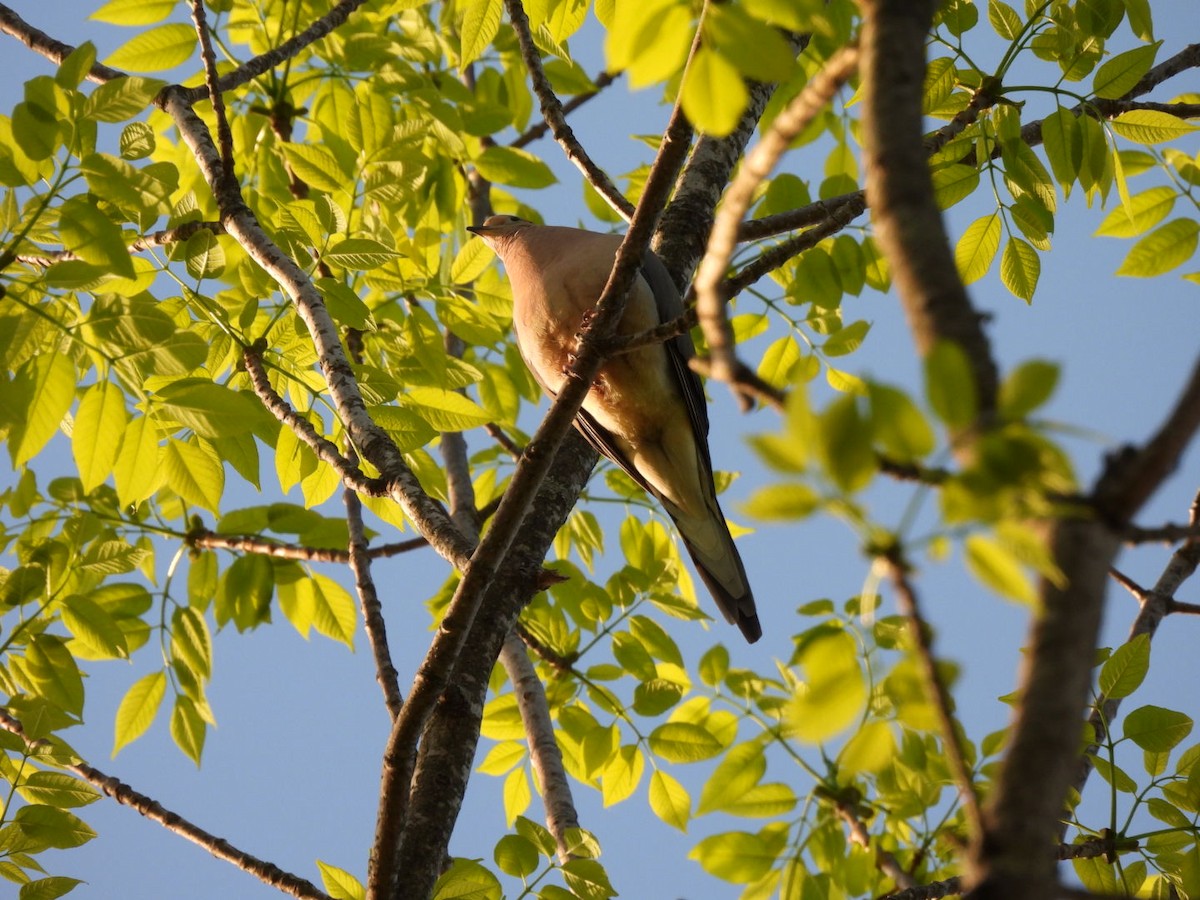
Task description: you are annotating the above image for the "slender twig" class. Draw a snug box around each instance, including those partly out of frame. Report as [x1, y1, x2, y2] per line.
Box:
[0, 709, 330, 900]
[0, 3, 127, 81]
[1122, 520, 1200, 545]
[176, 0, 369, 104]
[510, 71, 619, 149]
[1067, 487, 1200, 821]
[499, 632, 580, 862]
[345, 463, 404, 720]
[881, 551, 984, 845]
[833, 797, 916, 890]
[189, 529, 428, 562]
[693, 44, 859, 389]
[189, 0, 235, 184]
[485, 423, 524, 460]
[878, 876, 963, 900]
[501, 0, 635, 221]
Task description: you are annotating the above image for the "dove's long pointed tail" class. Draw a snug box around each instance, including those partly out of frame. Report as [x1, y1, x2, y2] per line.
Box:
[672, 505, 761, 643]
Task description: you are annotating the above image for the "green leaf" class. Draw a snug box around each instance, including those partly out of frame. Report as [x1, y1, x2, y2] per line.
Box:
[450, 237, 495, 285]
[310, 573, 357, 647]
[868, 382, 935, 461]
[18, 772, 101, 809]
[924, 340, 977, 429]
[1092, 43, 1159, 100]
[281, 144, 348, 194]
[183, 228, 225, 280]
[818, 394, 875, 492]
[161, 438, 225, 512]
[688, 829, 781, 883]
[323, 238, 402, 270]
[999, 359, 1059, 418]
[63, 594, 129, 660]
[91, 0, 177, 25]
[493, 834, 539, 878]
[431, 858, 501, 900]
[20, 875, 83, 898]
[1123, 705, 1193, 752]
[784, 629, 866, 743]
[72, 381, 128, 493]
[503, 767, 531, 827]
[400, 387, 491, 431]
[113, 416, 163, 506]
[317, 862, 365, 900]
[648, 769, 690, 831]
[1041, 108, 1080, 191]
[26, 635, 84, 715]
[459, 0, 504, 68]
[10, 353, 75, 467]
[1099, 634, 1150, 700]
[698, 742, 764, 815]
[1110, 109, 1198, 145]
[114, 670, 166, 755]
[931, 164, 980, 209]
[703, 4, 795, 84]
[104, 23, 196, 72]
[170, 695, 207, 766]
[604, 0, 693, 89]
[822, 320, 870, 357]
[1115, 218, 1199, 277]
[1095, 185, 1176, 238]
[955, 212, 1001, 283]
[742, 483, 819, 521]
[682, 45, 748, 138]
[561, 858, 617, 899]
[84, 76, 167, 122]
[472, 145, 556, 189]
[987, 0, 1022, 39]
[965, 534, 1036, 605]
[601, 745, 643, 806]
[648, 722, 723, 763]
[12, 101, 60, 161]
[14, 806, 95, 850]
[171, 606, 212, 679]
[1000, 236, 1040, 302]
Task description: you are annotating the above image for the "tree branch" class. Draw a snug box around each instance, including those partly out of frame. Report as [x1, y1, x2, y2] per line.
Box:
[499, 632, 580, 862]
[510, 71, 619, 150]
[881, 551, 984, 845]
[860, 0, 998, 436]
[0, 3, 127, 81]
[161, 89, 474, 569]
[370, 69, 696, 899]
[692, 44, 859, 390]
[501, 0, 634, 221]
[975, 355, 1200, 898]
[0, 709, 330, 900]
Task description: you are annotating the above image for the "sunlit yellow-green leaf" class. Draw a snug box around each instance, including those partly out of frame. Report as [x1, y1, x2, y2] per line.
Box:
[784, 629, 867, 743]
[741, 483, 819, 521]
[605, 0, 693, 89]
[1110, 109, 1198, 145]
[955, 213, 1001, 283]
[473, 145, 556, 188]
[965, 534, 1036, 605]
[925, 340, 978, 429]
[1000, 236, 1040, 302]
[1099, 634, 1150, 700]
[113, 670, 166, 756]
[601, 745, 644, 807]
[648, 770, 690, 831]
[999, 359, 1059, 418]
[1123, 705, 1193, 753]
[113, 416, 163, 506]
[1092, 43, 1159, 99]
[59, 196, 135, 278]
[1041, 108, 1080, 192]
[318, 861, 365, 900]
[11, 353, 74, 467]
[648, 721, 723, 763]
[432, 859, 501, 900]
[73, 381, 128, 493]
[682, 45, 747, 138]
[459, 0, 504, 68]
[400, 387, 491, 431]
[104, 23, 196, 72]
[1115, 218, 1199, 277]
[161, 438, 224, 512]
[1095, 185, 1176, 238]
[91, 0, 176, 24]
[688, 828, 785, 883]
[503, 767, 532, 826]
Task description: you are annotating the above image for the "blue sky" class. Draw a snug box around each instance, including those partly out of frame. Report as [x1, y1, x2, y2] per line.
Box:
[2, 2, 1199, 898]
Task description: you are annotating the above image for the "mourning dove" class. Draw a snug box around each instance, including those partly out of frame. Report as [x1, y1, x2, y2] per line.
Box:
[467, 215, 761, 643]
